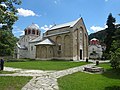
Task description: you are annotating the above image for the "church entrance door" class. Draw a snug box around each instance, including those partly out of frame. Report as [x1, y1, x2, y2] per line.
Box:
[80, 49, 82, 59]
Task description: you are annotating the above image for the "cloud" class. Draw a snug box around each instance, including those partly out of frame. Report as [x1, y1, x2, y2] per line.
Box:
[17, 8, 39, 17]
[40, 25, 53, 31]
[105, 0, 109, 2]
[13, 26, 24, 37]
[90, 26, 106, 32]
[54, 0, 60, 4]
[0, 23, 7, 27]
[0, 3, 7, 7]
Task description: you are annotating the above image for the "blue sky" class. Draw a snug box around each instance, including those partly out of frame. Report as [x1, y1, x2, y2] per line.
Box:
[12, 0, 120, 37]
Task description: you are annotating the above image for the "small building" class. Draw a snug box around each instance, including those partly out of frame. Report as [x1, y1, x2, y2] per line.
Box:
[88, 38, 104, 59]
[15, 18, 89, 61]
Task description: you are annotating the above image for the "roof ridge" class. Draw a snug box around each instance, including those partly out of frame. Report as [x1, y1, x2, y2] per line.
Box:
[49, 17, 81, 30]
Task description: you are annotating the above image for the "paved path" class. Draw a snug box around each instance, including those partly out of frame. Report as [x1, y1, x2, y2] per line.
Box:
[0, 63, 95, 90]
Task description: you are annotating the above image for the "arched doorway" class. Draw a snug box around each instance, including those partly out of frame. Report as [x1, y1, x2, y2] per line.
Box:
[41, 46, 47, 58]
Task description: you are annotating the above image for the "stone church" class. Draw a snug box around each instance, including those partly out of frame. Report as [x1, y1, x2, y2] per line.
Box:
[15, 18, 88, 61]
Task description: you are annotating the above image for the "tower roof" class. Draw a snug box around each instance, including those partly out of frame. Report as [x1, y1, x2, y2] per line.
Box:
[90, 38, 99, 41]
[26, 23, 40, 30]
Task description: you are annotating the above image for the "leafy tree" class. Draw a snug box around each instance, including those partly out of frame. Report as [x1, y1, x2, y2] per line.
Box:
[0, 0, 21, 31]
[104, 13, 116, 58]
[110, 26, 120, 69]
[0, 0, 21, 56]
[110, 27, 120, 52]
[110, 48, 120, 69]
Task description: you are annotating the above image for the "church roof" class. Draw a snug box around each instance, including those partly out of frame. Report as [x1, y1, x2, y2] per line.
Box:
[49, 17, 81, 30]
[29, 36, 42, 43]
[26, 23, 40, 30]
[90, 38, 99, 41]
[36, 38, 55, 45]
[16, 43, 28, 50]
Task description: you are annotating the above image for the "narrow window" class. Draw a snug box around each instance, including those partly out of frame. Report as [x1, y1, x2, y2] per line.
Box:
[58, 44, 61, 50]
[31, 46, 33, 51]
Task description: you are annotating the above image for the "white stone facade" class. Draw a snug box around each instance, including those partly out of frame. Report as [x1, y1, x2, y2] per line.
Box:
[15, 18, 88, 61]
[88, 38, 104, 59]
[15, 24, 41, 59]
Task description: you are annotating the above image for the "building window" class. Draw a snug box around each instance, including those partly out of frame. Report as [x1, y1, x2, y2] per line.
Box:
[31, 46, 33, 51]
[28, 29, 31, 34]
[58, 44, 61, 55]
[58, 44, 61, 51]
[25, 30, 27, 35]
[37, 30, 39, 35]
[32, 30, 35, 34]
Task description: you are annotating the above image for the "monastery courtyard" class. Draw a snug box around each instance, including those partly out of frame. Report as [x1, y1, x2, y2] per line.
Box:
[0, 60, 116, 90]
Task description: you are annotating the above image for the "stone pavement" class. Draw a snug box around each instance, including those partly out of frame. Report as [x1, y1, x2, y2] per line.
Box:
[1, 63, 96, 90]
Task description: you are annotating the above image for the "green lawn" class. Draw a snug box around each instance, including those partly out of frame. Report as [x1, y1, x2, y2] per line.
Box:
[5, 61, 88, 70]
[58, 63, 120, 90]
[0, 76, 32, 90]
[0, 71, 15, 74]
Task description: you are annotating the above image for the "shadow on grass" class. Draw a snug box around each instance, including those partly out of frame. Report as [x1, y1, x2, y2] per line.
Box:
[102, 68, 120, 79]
[105, 86, 120, 90]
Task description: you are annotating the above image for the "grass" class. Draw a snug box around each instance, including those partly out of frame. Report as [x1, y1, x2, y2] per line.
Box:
[0, 71, 15, 74]
[58, 63, 120, 90]
[0, 76, 32, 90]
[5, 61, 88, 70]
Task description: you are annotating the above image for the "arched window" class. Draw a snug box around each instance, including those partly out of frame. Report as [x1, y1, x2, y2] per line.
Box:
[25, 30, 27, 35]
[56, 36, 62, 55]
[37, 30, 39, 35]
[32, 30, 35, 34]
[28, 29, 31, 34]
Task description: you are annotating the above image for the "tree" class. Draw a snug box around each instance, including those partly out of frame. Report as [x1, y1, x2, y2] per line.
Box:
[110, 48, 120, 69]
[0, 0, 21, 31]
[0, 0, 21, 56]
[104, 13, 116, 58]
[110, 25, 120, 69]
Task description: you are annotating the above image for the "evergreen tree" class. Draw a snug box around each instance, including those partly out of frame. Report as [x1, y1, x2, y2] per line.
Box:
[104, 13, 116, 56]
[0, 0, 21, 56]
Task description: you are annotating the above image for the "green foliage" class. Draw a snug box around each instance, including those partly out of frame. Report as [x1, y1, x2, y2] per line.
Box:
[0, 30, 18, 56]
[109, 26, 120, 69]
[110, 48, 120, 69]
[0, 0, 21, 31]
[104, 13, 116, 54]
[0, 0, 21, 56]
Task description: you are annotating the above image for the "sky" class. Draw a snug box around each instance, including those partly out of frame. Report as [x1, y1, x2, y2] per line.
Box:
[11, 0, 120, 37]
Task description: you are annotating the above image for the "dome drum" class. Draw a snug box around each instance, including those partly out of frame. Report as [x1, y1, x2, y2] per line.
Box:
[24, 24, 40, 36]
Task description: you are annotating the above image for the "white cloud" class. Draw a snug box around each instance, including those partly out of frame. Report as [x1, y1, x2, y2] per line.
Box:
[40, 25, 53, 31]
[54, 0, 60, 4]
[17, 8, 39, 17]
[105, 0, 109, 2]
[0, 3, 7, 7]
[90, 26, 106, 32]
[13, 26, 24, 37]
[0, 23, 7, 27]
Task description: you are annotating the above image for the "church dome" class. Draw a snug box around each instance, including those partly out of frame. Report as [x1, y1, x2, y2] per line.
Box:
[24, 23, 40, 36]
[26, 23, 40, 30]
[90, 38, 99, 45]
